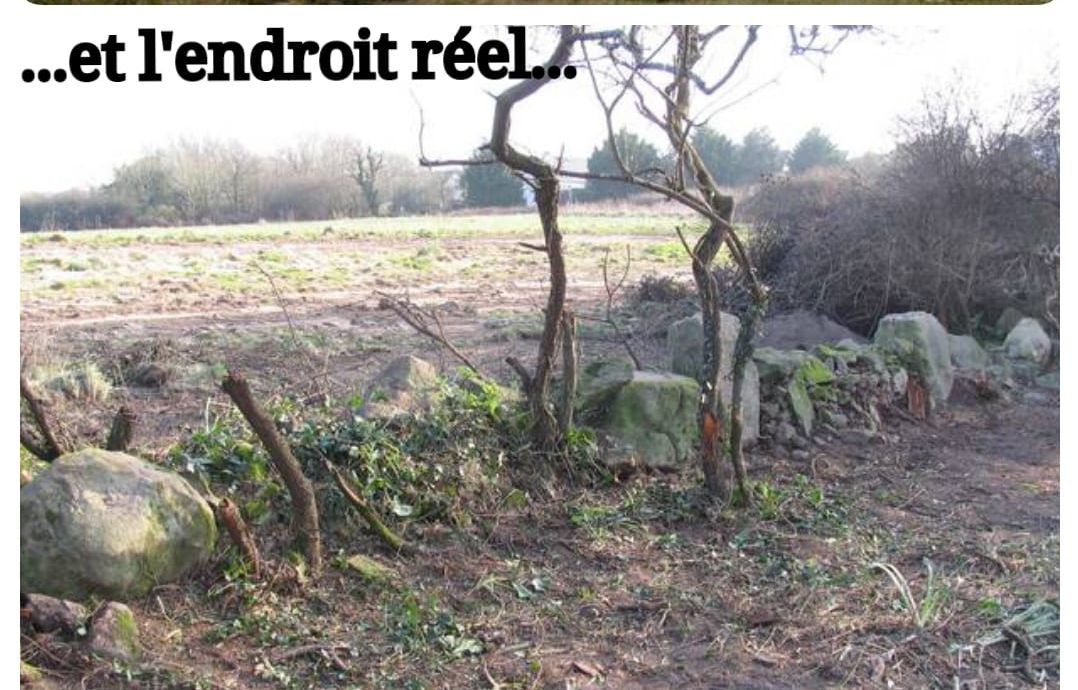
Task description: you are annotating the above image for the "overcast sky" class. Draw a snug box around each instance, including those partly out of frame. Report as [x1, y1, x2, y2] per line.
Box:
[13, 21, 1057, 193]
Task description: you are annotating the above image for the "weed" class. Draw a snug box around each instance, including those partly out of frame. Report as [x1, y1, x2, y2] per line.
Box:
[28, 360, 112, 403]
[382, 590, 483, 659]
[872, 559, 949, 628]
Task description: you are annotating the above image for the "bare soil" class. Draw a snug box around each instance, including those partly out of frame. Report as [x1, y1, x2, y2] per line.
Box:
[20, 219, 1059, 689]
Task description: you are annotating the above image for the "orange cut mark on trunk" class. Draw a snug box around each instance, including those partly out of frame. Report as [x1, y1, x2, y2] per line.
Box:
[702, 411, 723, 457]
[906, 376, 927, 420]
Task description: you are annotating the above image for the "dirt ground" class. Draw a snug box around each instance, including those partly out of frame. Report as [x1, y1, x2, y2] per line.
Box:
[19, 215, 1060, 689]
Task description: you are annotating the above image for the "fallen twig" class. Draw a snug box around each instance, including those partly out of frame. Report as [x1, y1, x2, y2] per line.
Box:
[325, 458, 412, 555]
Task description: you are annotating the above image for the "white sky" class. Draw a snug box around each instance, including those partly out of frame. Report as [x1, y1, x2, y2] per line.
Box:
[10, 20, 1057, 193]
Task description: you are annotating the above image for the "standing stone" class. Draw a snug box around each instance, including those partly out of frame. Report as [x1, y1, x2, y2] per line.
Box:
[667, 312, 759, 444]
[21, 449, 217, 601]
[359, 355, 440, 419]
[948, 334, 989, 371]
[873, 312, 953, 412]
[600, 371, 700, 471]
[995, 307, 1025, 337]
[1003, 318, 1051, 366]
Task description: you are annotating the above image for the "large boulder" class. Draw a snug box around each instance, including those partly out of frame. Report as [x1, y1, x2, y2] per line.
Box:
[1004, 318, 1051, 366]
[667, 312, 760, 444]
[948, 334, 989, 371]
[574, 359, 635, 413]
[21, 449, 217, 601]
[873, 312, 953, 412]
[755, 310, 865, 350]
[589, 371, 701, 472]
[359, 355, 440, 419]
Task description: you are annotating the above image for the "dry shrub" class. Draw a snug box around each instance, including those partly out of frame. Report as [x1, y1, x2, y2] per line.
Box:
[741, 82, 1059, 336]
[28, 361, 113, 404]
[631, 274, 694, 305]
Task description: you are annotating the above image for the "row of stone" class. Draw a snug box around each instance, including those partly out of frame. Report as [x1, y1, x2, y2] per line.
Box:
[581, 310, 1055, 471]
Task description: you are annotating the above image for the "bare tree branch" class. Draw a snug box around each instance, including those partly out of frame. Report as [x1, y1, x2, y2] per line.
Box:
[376, 291, 486, 378]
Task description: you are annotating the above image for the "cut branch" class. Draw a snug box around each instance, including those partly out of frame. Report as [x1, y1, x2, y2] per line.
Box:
[221, 371, 322, 578]
[215, 496, 262, 578]
[326, 460, 411, 555]
[20, 375, 65, 461]
[558, 309, 578, 436]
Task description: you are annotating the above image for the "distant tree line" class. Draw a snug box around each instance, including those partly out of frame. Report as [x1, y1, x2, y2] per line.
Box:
[579, 126, 846, 202]
[21, 127, 846, 231]
[20, 137, 462, 231]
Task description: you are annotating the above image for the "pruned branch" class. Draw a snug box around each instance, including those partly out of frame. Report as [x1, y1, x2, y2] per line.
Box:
[215, 496, 262, 578]
[221, 371, 322, 578]
[558, 309, 578, 436]
[105, 406, 136, 452]
[20, 375, 65, 461]
[326, 460, 411, 555]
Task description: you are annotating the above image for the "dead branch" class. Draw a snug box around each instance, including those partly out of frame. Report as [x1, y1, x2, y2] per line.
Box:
[253, 261, 332, 400]
[376, 291, 486, 378]
[20, 375, 65, 461]
[20, 427, 55, 463]
[598, 245, 643, 369]
[326, 460, 411, 555]
[221, 371, 322, 578]
[215, 496, 262, 578]
[558, 309, 578, 435]
[105, 406, 136, 452]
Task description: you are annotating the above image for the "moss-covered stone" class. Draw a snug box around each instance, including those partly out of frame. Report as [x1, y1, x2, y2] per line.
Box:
[359, 355, 441, 419]
[344, 554, 397, 585]
[948, 334, 990, 371]
[21, 449, 217, 601]
[87, 602, 140, 661]
[574, 358, 635, 417]
[1003, 318, 1051, 365]
[873, 312, 953, 412]
[596, 371, 700, 471]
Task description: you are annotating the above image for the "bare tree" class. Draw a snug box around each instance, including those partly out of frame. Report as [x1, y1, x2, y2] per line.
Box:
[417, 25, 858, 484]
[420, 27, 613, 453]
[351, 145, 385, 217]
[563, 25, 861, 499]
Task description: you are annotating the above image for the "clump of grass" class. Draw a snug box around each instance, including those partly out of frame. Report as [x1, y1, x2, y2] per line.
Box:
[872, 559, 949, 629]
[29, 361, 112, 403]
[975, 598, 1059, 648]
